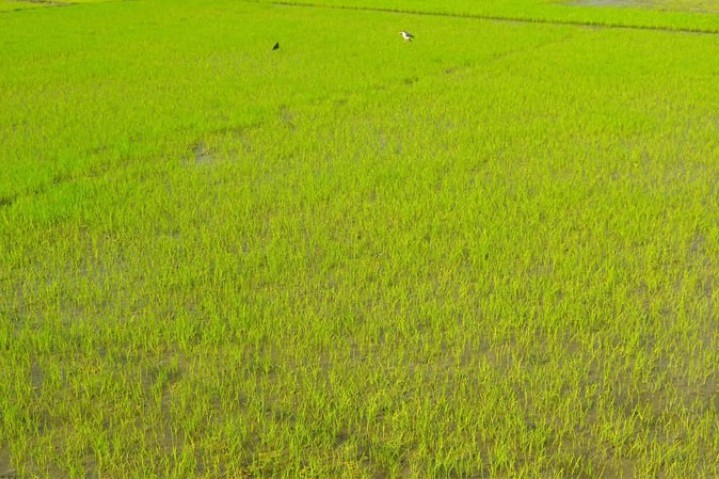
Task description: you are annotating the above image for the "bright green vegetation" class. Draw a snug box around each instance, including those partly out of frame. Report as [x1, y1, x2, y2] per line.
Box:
[0, 0, 107, 12]
[618, 0, 719, 13]
[261, 0, 719, 33]
[0, 1, 45, 12]
[591, 0, 719, 13]
[2, 0, 719, 477]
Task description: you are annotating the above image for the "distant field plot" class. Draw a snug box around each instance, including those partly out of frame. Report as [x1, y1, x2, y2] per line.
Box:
[0, 0, 114, 8]
[0, 1, 46, 12]
[260, 0, 719, 32]
[570, 0, 719, 13]
[0, 0, 109, 12]
[1, 0, 719, 477]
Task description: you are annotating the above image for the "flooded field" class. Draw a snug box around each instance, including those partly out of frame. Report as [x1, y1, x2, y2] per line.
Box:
[2, 0, 719, 477]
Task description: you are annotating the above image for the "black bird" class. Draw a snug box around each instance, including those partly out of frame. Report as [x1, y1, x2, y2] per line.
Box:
[272, 42, 280, 50]
[399, 31, 414, 42]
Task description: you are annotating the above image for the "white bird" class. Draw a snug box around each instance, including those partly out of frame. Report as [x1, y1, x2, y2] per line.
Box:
[399, 31, 414, 42]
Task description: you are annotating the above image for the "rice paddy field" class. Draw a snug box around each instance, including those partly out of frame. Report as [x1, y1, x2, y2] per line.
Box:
[2, 0, 719, 477]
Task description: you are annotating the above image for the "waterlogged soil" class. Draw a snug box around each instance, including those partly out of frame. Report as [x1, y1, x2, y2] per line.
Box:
[0, 448, 15, 479]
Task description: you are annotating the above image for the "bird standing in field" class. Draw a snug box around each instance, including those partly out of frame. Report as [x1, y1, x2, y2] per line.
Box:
[399, 31, 414, 42]
[272, 42, 280, 50]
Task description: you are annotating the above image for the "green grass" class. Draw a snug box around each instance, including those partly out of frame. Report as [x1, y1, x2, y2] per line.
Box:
[2, 0, 719, 477]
